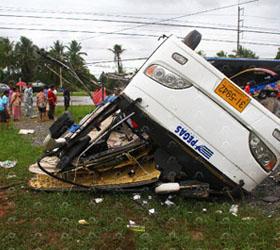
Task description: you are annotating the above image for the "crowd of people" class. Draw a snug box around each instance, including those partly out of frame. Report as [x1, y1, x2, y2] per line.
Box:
[0, 83, 71, 128]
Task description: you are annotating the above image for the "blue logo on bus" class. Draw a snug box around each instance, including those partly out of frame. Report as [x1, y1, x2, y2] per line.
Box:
[174, 125, 214, 159]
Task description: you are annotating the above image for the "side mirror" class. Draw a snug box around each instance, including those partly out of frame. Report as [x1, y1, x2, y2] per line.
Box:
[183, 30, 202, 50]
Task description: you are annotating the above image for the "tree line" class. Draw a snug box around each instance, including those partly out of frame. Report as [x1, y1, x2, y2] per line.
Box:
[0, 36, 98, 91]
[1, 35, 279, 91]
[199, 46, 280, 59]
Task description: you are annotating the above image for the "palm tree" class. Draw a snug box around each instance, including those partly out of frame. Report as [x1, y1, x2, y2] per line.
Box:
[0, 37, 15, 81]
[66, 40, 87, 70]
[49, 40, 65, 61]
[14, 36, 38, 82]
[109, 44, 125, 74]
[49, 40, 66, 86]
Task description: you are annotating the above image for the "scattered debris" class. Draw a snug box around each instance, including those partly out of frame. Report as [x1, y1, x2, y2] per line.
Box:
[142, 200, 148, 205]
[0, 160, 17, 169]
[19, 129, 35, 135]
[6, 174, 17, 179]
[215, 210, 223, 214]
[133, 194, 141, 200]
[148, 195, 152, 200]
[78, 219, 89, 225]
[229, 204, 239, 216]
[262, 196, 280, 203]
[126, 219, 145, 232]
[94, 198, 103, 204]
[128, 220, 136, 225]
[164, 199, 175, 206]
[127, 225, 145, 232]
[202, 208, 207, 213]
[148, 208, 155, 215]
[241, 217, 255, 221]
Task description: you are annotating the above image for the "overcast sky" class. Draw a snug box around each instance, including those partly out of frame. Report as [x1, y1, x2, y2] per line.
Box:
[0, 0, 279, 77]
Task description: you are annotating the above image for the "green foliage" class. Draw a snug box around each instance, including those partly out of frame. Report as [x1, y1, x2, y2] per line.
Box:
[216, 50, 227, 57]
[217, 46, 258, 59]
[197, 50, 206, 57]
[0, 37, 96, 92]
[14, 36, 39, 82]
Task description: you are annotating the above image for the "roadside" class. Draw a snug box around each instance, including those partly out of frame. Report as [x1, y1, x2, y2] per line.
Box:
[9, 105, 280, 214]
[1, 106, 280, 249]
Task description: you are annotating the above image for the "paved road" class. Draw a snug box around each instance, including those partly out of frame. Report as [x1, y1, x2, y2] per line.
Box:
[56, 96, 93, 106]
[30, 96, 93, 106]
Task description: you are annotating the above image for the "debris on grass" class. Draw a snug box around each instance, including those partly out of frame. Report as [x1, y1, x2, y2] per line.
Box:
[19, 129, 35, 135]
[0, 160, 17, 169]
[78, 219, 89, 225]
[129, 220, 136, 225]
[6, 174, 17, 179]
[202, 208, 207, 213]
[164, 199, 175, 206]
[229, 204, 239, 216]
[148, 208, 155, 215]
[127, 220, 145, 232]
[262, 196, 280, 203]
[241, 217, 255, 221]
[215, 210, 223, 214]
[142, 200, 148, 205]
[94, 198, 103, 204]
[133, 194, 141, 200]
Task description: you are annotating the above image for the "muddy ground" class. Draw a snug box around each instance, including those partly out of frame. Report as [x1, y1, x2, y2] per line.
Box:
[12, 114, 280, 214]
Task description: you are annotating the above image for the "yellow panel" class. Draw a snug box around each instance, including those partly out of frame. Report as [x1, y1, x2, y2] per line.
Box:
[215, 78, 251, 112]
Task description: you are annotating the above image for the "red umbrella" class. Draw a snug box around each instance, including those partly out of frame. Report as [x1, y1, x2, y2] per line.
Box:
[16, 81, 27, 87]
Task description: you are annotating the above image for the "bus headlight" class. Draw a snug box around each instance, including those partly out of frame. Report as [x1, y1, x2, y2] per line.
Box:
[145, 64, 192, 89]
[249, 132, 277, 172]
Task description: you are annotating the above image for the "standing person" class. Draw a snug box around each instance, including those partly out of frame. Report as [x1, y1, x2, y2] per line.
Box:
[244, 82, 251, 95]
[47, 85, 57, 120]
[36, 87, 47, 122]
[0, 90, 10, 129]
[24, 83, 33, 117]
[10, 87, 22, 121]
[63, 87, 70, 110]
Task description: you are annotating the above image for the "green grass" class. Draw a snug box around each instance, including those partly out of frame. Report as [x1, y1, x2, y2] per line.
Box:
[56, 105, 95, 122]
[56, 91, 88, 97]
[0, 112, 280, 249]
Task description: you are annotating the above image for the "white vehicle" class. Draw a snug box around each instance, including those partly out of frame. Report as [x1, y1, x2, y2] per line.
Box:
[31, 30, 280, 196]
[123, 30, 280, 192]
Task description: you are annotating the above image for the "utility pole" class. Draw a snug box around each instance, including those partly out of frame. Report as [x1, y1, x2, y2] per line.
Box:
[237, 4, 244, 56]
[59, 66, 63, 88]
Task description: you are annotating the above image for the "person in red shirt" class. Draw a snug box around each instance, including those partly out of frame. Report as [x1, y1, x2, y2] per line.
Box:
[47, 85, 57, 120]
[244, 82, 251, 95]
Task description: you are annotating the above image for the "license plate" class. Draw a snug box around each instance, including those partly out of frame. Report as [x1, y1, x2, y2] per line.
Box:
[215, 78, 251, 112]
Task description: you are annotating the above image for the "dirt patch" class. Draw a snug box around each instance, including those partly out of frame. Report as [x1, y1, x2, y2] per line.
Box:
[13, 116, 53, 146]
[190, 229, 204, 241]
[0, 191, 15, 217]
[97, 230, 136, 250]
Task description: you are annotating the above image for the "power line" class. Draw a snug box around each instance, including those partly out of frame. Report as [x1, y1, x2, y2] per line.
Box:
[1, 12, 279, 36]
[80, 0, 259, 41]
[0, 26, 279, 47]
[0, 13, 261, 33]
[86, 57, 148, 65]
